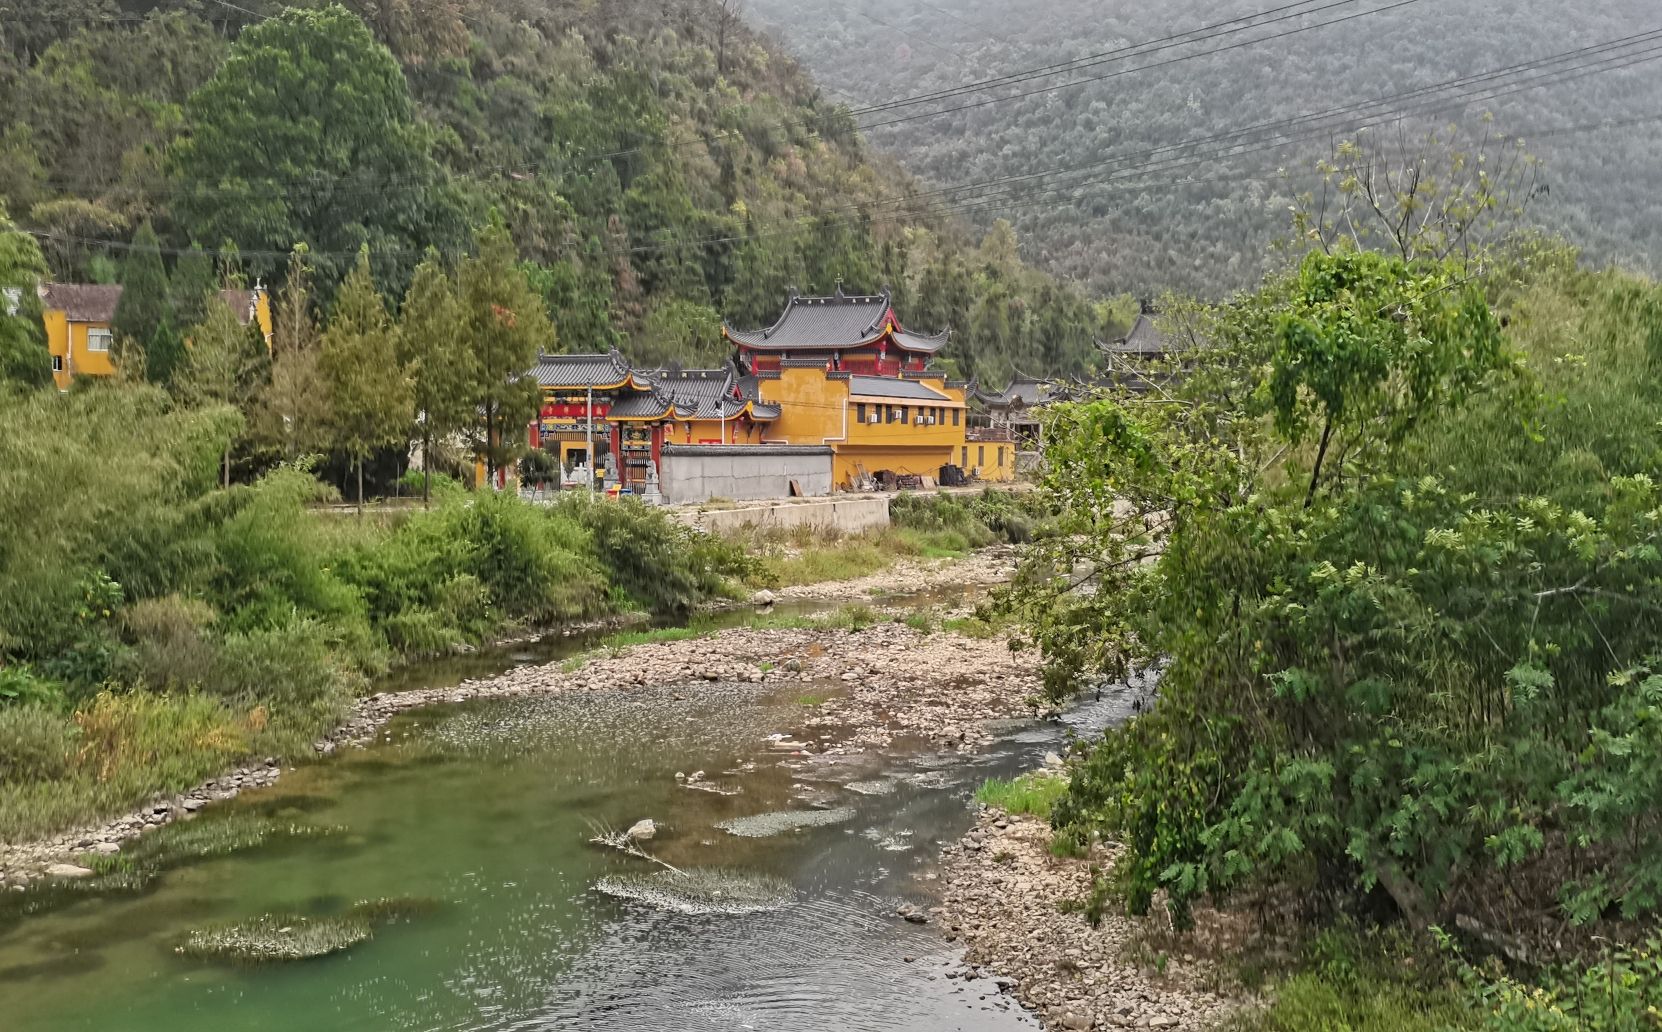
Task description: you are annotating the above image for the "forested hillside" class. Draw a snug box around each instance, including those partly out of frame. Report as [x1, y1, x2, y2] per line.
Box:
[0, 0, 1122, 383]
[743, 0, 1662, 296]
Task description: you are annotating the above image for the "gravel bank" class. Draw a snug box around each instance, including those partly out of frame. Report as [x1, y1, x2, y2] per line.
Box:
[934, 811, 1239, 1031]
[1, 564, 1035, 886]
[772, 545, 1017, 601]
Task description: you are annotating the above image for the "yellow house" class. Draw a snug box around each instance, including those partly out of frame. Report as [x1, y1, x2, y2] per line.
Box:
[41, 283, 273, 390]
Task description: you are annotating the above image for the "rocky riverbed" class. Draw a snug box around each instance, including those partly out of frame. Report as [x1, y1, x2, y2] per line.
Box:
[0, 586, 1038, 887]
[934, 811, 1240, 1031]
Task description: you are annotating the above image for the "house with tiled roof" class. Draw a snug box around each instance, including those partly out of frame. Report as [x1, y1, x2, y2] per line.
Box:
[40, 282, 272, 389]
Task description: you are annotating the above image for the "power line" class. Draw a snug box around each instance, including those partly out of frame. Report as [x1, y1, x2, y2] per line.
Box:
[585, 0, 1411, 166]
[23, 17, 1662, 266]
[589, 30, 1662, 263]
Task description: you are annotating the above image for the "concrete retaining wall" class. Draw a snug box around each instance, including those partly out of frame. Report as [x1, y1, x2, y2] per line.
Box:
[674, 495, 892, 536]
[659, 444, 833, 504]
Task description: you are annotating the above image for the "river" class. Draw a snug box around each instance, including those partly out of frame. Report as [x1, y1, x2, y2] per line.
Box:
[0, 597, 1132, 1032]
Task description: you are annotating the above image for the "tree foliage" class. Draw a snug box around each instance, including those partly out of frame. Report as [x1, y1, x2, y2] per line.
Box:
[459, 215, 549, 484]
[0, 209, 50, 390]
[397, 250, 474, 503]
[0, 0, 1114, 382]
[1013, 246, 1662, 948]
[112, 221, 180, 383]
[167, 4, 462, 292]
[746, 0, 1662, 297]
[318, 251, 413, 510]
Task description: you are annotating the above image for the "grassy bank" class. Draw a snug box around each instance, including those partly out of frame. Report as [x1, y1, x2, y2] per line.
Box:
[0, 388, 758, 843]
[741, 489, 1047, 588]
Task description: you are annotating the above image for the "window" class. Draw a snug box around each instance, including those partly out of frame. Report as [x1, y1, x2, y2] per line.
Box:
[997, 447, 1005, 468]
[952, 408, 961, 427]
[961, 446, 968, 467]
[856, 403, 867, 424]
[86, 328, 112, 353]
[51, 355, 63, 372]
[885, 406, 895, 424]
[900, 407, 909, 424]
[977, 446, 985, 467]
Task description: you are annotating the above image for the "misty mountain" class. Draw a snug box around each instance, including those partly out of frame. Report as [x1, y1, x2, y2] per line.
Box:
[742, 0, 1662, 296]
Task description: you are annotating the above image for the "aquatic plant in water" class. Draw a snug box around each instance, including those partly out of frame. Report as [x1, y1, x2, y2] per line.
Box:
[131, 813, 338, 865]
[595, 868, 795, 915]
[347, 896, 442, 924]
[715, 807, 856, 838]
[177, 914, 373, 963]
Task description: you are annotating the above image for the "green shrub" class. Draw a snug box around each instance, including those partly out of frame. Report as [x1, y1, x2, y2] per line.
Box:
[0, 665, 67, 709]
[557, 496, 749, 617]
[0, 706, 77, 783]
[975, 772, 1069, 819]
[1469, 937, 1662, 1032]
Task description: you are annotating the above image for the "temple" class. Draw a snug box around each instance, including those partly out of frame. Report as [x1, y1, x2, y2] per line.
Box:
[522, 288, 1016, 500]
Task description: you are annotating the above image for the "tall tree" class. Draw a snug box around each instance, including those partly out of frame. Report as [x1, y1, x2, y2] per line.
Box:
[169, 242, 220, 332]
[254, 247, 332, 460]
[397, 250, 473, 507]
[319, 250, 412, 513]
[167, 4, 463, 292]
[176, 299, 267, 486]
[0, 210, 51, 391]
[459, 215, 551, 487]
[112, 221, 179, 383]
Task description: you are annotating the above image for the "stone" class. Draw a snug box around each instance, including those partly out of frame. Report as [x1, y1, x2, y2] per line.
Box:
[1146, 1018, 1179, 1029]
[1059, 1010, 1093, 1030]
[182, 798, 207, 812]
[624, 819, 657, 842]
[90, 842, 120, 855]
[753, 589, 777, 607]
[1042, 751, 1065, 769]
[45, 863, 95, 879]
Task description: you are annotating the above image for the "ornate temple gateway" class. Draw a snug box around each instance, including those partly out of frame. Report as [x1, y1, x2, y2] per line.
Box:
[723, 285, 949, 376]
[527, 351, 782, 491]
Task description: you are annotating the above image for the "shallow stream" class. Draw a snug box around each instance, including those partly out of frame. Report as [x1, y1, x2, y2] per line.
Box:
[0, 594, 1135, 1032]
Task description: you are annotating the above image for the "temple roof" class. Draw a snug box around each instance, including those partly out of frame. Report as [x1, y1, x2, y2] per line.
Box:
[1101, 312, 1168, 357]
[604, 363, 781, 422]
[848, 374, 955, 403]
[973, 375, 1054, 408]
[724, 287, 949, 354]
[530, 350, 639, 389]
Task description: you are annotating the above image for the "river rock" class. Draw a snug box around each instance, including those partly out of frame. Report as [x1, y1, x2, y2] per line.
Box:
[45, 863, 95, 879]
[624, 819, 657, 842]
[753, 589, 777, 607]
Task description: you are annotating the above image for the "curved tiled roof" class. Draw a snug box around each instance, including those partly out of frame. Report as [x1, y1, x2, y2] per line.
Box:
[724, 287, 948, 354]
[530, 350, 637, 388]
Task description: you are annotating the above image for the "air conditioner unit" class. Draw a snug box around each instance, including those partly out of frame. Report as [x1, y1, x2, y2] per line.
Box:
[867, 413, 882, 424]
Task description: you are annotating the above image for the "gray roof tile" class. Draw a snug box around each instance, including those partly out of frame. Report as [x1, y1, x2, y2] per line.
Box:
[848, 375, 952, 402]
[531, 351, 635, 388]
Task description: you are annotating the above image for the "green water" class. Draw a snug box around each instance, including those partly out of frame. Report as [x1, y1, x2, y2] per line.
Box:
[0, 625, 1105, 1031]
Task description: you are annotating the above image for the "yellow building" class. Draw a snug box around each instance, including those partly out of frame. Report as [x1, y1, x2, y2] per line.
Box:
[41, 283, 273, 390]
[725, 288, 1015, 487]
